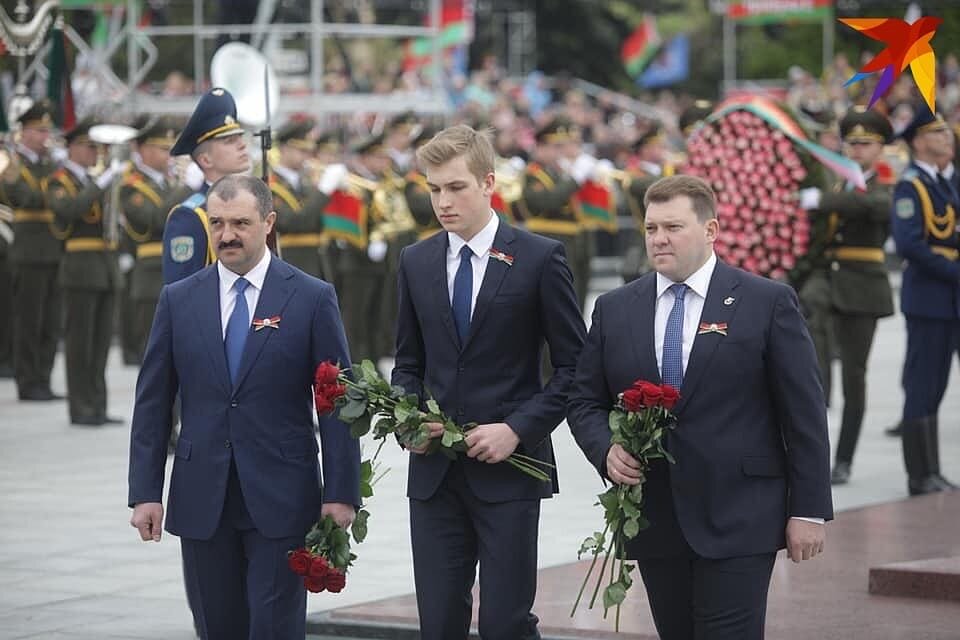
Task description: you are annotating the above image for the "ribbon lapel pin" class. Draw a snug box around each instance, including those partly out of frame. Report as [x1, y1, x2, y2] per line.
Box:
[697, 321, 728, 336]
[488, 248, 514, 266]
[252, 315, 281, 331]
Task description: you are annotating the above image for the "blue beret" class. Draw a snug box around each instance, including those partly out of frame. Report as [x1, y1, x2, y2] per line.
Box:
[171, 87, 243, 156]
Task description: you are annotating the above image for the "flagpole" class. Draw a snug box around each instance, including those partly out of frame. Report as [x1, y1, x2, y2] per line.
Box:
[258, 63, 279, 255]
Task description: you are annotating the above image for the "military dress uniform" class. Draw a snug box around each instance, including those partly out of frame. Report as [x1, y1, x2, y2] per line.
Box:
[270, 121, 330, 278]
[162, 87, 244, 284]
[45, 120, 122, 425]
[798, 108, 896, 484]
[0, 102, 63, 400]
[121, 121, 191, 361]
[0, 206, 13, 377]
[890, 111, 960, 495]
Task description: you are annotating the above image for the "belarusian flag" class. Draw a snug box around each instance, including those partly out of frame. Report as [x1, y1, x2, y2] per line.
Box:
[621, 15, 662, 78]
[573, 180, 617, 232]
[491, 191, 516, 224]
[46, 19, 76, 131]
[323, 190, 368, 249]
[403, 0, 473, 71]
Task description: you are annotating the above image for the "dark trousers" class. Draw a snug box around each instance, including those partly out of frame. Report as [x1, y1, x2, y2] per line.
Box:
[131, 296, 159, 364]
[0, 256, 13, 369]
[833, 314, 879, 464]
[409, 462, 541, 640]
[902, 315, 959, 421]
[63, 288, 114, 421]
[180, 463, 306, 640]
[637, 544, 777, 640]
[12, 263, 60, 394]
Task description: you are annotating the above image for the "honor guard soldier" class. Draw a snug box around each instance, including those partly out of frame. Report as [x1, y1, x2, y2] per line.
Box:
[405, 126, 442, 241]
[386, 110, 419, 173]
[0, 100, 63, 400]
[797, 107, 896, 485]
[122, 116, 192, 362]
[518, 117, 591, 308]
[44, 118, 125, 426]
[163, 87, 250, 284]
[890, 109, 960, 495]
[271, 118, 341, 278]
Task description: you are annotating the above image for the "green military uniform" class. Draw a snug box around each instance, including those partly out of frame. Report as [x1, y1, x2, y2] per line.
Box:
[0, 102, 62, 400]
[45, 120, 121, 425]
[0, 208, 13, 376]
[121, 119, 191, 363]
[405, 168, 441, 240]
[518, 119, 587, 307]
[376, 166, 418, 359]
[270, 120, 330, 278]
[796, 107, 895, 483]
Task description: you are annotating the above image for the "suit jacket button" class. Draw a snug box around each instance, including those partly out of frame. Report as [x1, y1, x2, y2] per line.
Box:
[230, 400, 238, 408]
[225, 440, 232, 448]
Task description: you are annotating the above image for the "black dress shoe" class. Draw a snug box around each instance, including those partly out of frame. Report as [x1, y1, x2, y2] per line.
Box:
[19, 388, 62, 401]
[0, 363, 14, 378]
[908, 475, 949, 496]
[830, 462, 851, 485]
[932, 474, 958, 490]
[98, 415, 125, 425]
[71, 416, 104, 427]
[884, 422, 903, 437]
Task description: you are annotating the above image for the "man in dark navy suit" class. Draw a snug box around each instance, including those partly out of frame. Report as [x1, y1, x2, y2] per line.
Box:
[163, 87, 250, 285]
[391, 125, 586, 639]
[889, 109, 960, 495]
[128, 175, 360, 639]
[568, 175, 833, 640]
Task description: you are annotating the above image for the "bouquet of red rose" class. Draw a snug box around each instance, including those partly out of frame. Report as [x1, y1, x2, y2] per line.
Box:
[571, 379, 680, 631]
[314, 359, 554, 481]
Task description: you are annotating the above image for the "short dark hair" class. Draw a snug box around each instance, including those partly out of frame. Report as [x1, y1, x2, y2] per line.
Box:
[207, 174, 273, 219]
[644, 175, 717, 222]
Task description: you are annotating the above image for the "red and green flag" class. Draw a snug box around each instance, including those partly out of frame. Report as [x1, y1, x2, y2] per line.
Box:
[46, 21, 76, 131]
[621, 15, 662, 78]
[403, 0, 473, 71]
[727, 0, 833, 25]
[323, 190, 368, 249]
[573, 180, 617, 232]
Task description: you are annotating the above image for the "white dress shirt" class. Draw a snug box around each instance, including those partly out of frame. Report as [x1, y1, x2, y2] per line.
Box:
[654, 252, 716, 377]
[653, 252, 823, 525]
[218, 249, 271, 339]
[446, 211, 499, 318]
[62, 159, 90, 184]
[16, 143, 39, 164]
[132, 152, 167, 189]
[914, 158, 954, 182]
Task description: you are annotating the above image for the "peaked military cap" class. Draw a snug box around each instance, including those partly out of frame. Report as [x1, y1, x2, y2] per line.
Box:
[134, 115, 179, 149]
[839, 106, 893, 145]
[535, 116, 579, 144]
[679, 100, 713, 134]
[17, 100, 55, 128]
[900, 107, 950, 144]
[389, 110, 419, 134]
[412, 124, 439, 148]
[64, 117, 97, 145]
[276, 118, 316, 151]
[634, 123, 665, 151]
[315, 131, 341, 153]
[170, 87, 243, 156]
[352, 133, 386, 155]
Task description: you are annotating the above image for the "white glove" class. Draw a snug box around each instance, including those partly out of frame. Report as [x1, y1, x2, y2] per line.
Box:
[319, 163, 349, 195]
[184, 161, 205, 192]
[592, 159, 615, 181]
[557, 157, 575, 178]
[799, 187, 822, 210]
[51, 147, 67, 163]
[367, 239, 388, 263]
[95, 158, 126, 190]
[571, 154, 598, 185]
[118, 252, 135, 274]
[508, 156, 526, 172]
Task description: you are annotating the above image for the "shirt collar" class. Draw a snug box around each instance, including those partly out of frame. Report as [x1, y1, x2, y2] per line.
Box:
[218, 248, 272, 294]
[15, 144, 40, 164]
[942, 163, 955, 180]
[448, 211, 499, 258]
[273, 164, 300, 190]
[132, 153, 167, 187]
[62, 159, 89, 182]
[656, 251, 717, 300]
[915, 159, 942, 181]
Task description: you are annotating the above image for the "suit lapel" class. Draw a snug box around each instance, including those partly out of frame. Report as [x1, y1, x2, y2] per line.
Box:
[630, 276, 661, 384]
[674, 262, 741, 413]
[461, 223, 516, 352]
[232, 259, 297, 391]
[430, 233, 461, 349]
[194, 268, 232, 395]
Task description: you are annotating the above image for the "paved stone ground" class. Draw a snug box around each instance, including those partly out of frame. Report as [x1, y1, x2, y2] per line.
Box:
[0, 280, 957, 639]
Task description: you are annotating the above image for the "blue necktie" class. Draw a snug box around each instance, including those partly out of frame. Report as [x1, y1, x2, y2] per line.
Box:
[225, 277, 250, 385]
[452, 245, 473, 344]
[662, 283, 687, 389]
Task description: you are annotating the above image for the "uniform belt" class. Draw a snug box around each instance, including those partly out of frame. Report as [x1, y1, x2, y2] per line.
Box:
[13, 209, 54, 223]
[524, 218, 581, 236]
[828, 247, 886, 263]
[65, 238, 117, 252]
[136, 242, 163, 258]
[931, 246, 960, 261]
[278, 233, 324, 248]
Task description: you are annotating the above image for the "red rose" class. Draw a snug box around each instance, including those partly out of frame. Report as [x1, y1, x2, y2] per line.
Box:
[621, 389, 645, 412]
[325, 569, 346, 593]
[636, 381, 663, 407]
[315, 392, 334, 415]
[287, 549, 311, 576]
[660, 385, 680, 410]
[308, 555, 329, 579]
[304, 576, 326, 593]
[328, 384, 347, 402]
[314, 361, 340, 386]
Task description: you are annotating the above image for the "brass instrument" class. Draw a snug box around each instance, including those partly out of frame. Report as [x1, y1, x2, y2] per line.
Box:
[494, 157, 525, 204]
[369, 169, 416, 241]
[89, 124, 137, 248]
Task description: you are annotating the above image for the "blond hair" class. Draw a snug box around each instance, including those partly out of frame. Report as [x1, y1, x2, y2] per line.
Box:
[416, 124, 495, 183]
[644, 175, 717, 222]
